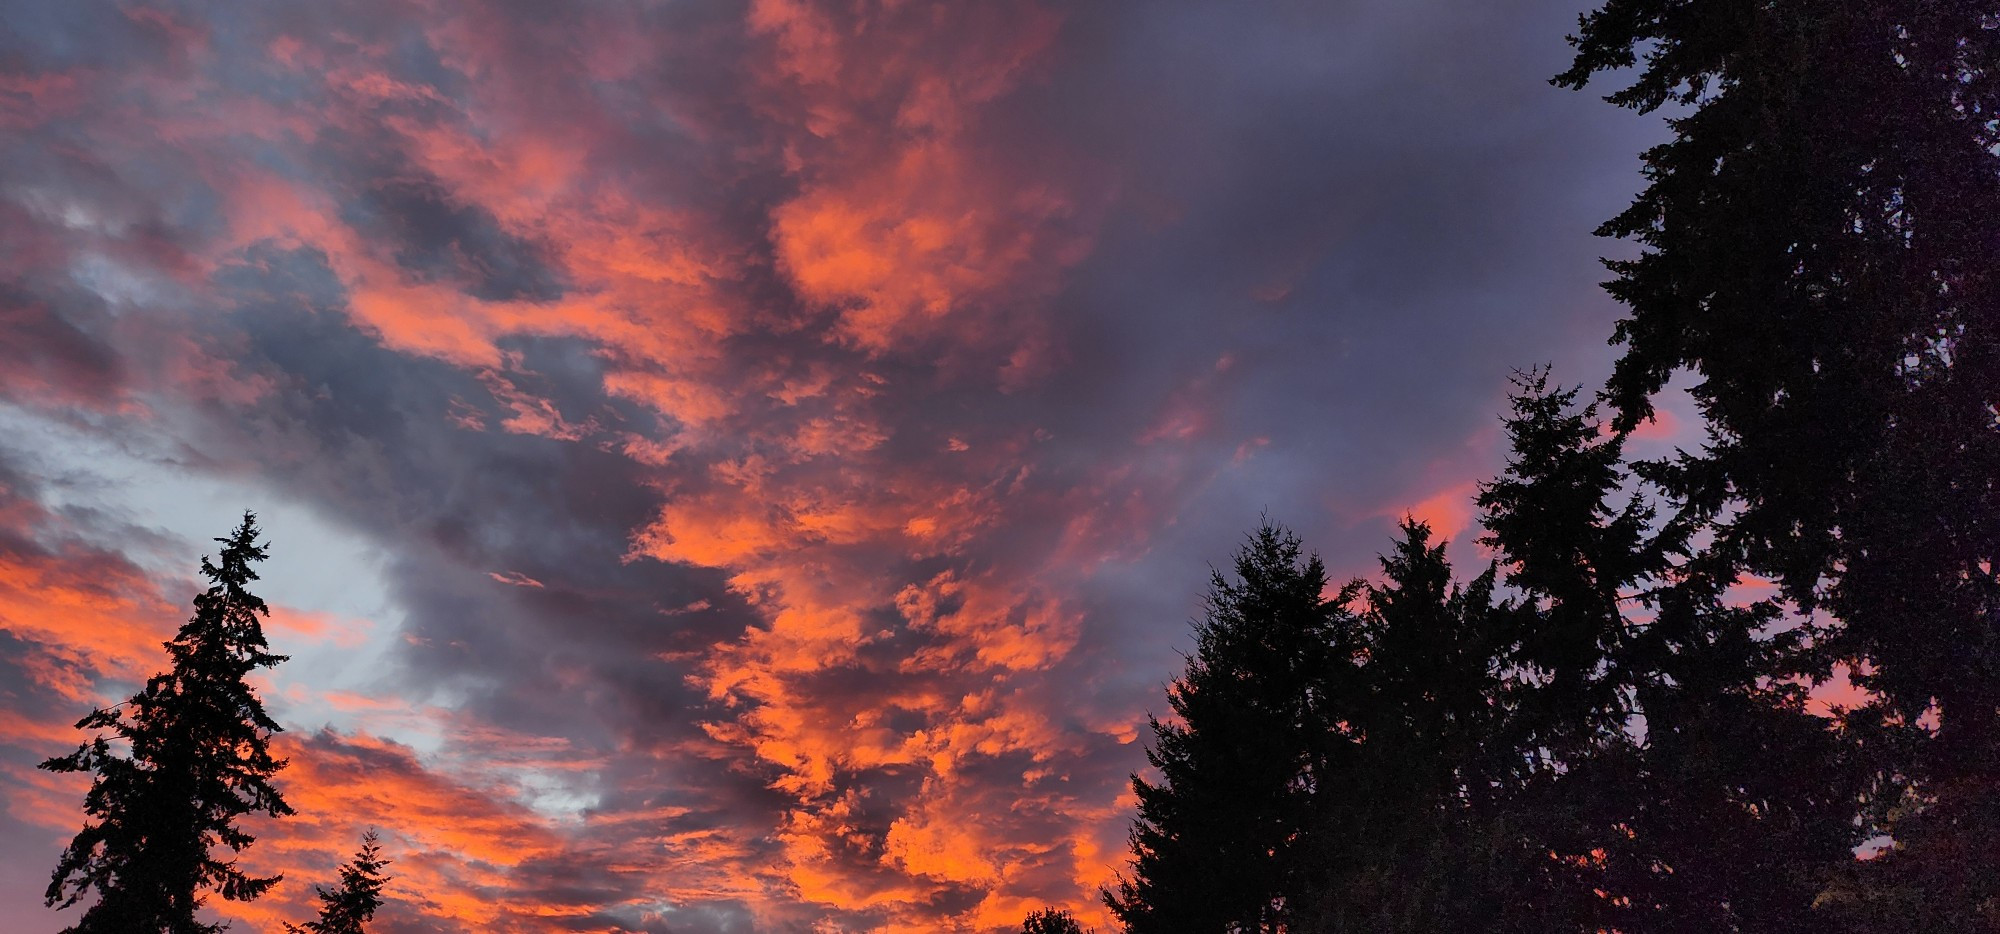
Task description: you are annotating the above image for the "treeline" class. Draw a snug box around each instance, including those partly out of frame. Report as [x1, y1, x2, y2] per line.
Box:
[1029, 0, 1999, 930]
[33, 0, 1996, 931]
[40, 513, 390, 934]
[1085, 376, 1882, 933]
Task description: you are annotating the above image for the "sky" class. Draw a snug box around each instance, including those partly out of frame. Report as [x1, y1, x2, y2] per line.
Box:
[0, 1, 1675, 931]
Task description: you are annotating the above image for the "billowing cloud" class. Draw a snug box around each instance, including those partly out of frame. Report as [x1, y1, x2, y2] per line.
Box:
[0, 0, 1661, 930]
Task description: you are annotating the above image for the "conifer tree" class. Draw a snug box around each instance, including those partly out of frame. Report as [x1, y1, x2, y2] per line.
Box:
[1477, 371, 1651, 754]
[1104, 524, 1347, 933]
[1291, 520, 1527, 933]
[1480, 375, 1868, 931]
[1021, 907, 1090, 934]
[286, 831, 390, 934]
[1474, 373, 1661, 932]
[41, 512, 293, 933]
[1557, 1, 2000, 924]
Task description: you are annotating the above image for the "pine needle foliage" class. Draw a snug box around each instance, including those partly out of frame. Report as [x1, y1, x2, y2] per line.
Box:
[41, 512, 293, 934]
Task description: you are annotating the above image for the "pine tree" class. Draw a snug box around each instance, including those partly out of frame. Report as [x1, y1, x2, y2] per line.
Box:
[41, 512, 293, 933]
[286, 831, 390, 934]
[1104, 524, 1347, 933]
[1021, 907, 1090, 934]
[1474, 372, 1661, 933]
[1477, 371, 1651, 755]
[1480, 374, 1869, 931]
[1290, 520, 1527, 933]
[1558, 1, 2000, 925]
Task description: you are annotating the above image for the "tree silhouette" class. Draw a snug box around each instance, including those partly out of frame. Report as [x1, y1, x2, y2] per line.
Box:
[286, 831, 390, 934]
[1291, 520, 1529, 933]
[1479, 373, 1867, 931]
[1021, 907, 1090, 934]
[1469, 371, 1655, 931]
[1104, 523, 1345, 933]
[41, 512, 293, 933]
[1477, 371, 1649, 757]
[1558, 0, 2000, 925]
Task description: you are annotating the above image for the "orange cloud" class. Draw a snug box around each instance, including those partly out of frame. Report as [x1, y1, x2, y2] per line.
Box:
[0, 542, 180, 697]
[0, 0, 1161, 928]
[1396, 481, 1480, 544]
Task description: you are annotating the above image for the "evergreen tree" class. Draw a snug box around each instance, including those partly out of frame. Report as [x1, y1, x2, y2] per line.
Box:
[1558, 1, 2000, 924]
[1616, 537, 1867, 933]
[41, 512, 293, 933]
[1475, 372, 1662, 933]
[286, 831, 390, 934]
[1104, 524, 1347, 933]
[1480, 375, 1869, 932]
[1021, 907, 1090, 934]
[1477, 371, 1651, 756]
[1291, 520, 1527, 933]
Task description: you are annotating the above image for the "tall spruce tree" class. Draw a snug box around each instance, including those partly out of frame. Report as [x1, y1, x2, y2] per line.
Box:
[1557, 1, 2000, 925]
[1021, 907, 1090, 934]
[1474, 372, 1662, 933]
[41, 512, 293, 933]
[1477, 372, 1651, 756]
[1480, 374, 1870, 931]
[1104, 524, 1346, 933]
[286, 831, 390, 934]
[1290, 520, 1527, 933]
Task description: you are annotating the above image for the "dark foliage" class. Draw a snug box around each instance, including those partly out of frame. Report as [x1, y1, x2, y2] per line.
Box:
[1559, 0, 2000, 925]
[1290, 521, 1529, 933]
[1112, 374, 1882, 932]
[1022, 907, 1091, 934]
[1481, 374, 1869, 932]
[286, 831, 390, 934]
[1104, 524, 1341, 933]
[1107, 519, 1530, 932]
[41, 512, 294, 934]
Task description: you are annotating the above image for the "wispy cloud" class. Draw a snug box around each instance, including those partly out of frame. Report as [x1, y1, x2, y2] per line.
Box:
[0, 0, 1660, 929]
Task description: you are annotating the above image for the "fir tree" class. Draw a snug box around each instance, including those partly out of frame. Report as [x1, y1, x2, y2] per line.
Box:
[1558, 1, 2000, 924]
[286, 831, 390, 934]
[1021, 907, 1090, 934]
[1291, 520, 1527, 933]
[1481, 374, 1868, 931]
[41, 512, 293, 934]
[1477, 370, 1651, 755]
[1475, 372, 1662, 933]
[1104, 523, 1347, 933]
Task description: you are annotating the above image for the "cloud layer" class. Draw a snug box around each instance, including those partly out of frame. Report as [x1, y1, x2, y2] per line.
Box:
[0, 1, 1662, 930]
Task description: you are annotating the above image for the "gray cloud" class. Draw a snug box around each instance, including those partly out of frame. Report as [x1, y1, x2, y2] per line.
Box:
[0, 0, 1665, 930]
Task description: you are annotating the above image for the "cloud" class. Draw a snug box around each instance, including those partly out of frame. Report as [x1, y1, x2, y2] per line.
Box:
[0, 0, 1665, 930]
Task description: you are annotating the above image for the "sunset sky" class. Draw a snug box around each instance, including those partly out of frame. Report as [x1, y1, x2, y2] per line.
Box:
[0, 1, 1684, 931]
